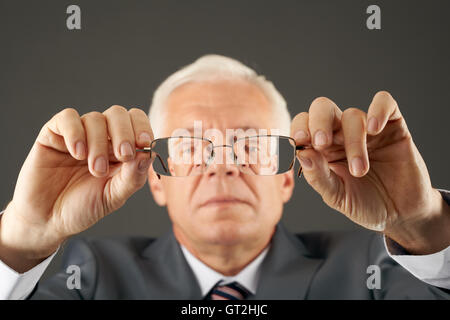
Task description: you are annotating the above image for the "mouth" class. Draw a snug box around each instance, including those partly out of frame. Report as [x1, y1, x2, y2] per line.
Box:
[200, 197, 249, 208]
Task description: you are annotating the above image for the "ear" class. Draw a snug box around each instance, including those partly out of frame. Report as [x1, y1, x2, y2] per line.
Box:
[279, 169, 295, 203]
[148, 166, 167, 206]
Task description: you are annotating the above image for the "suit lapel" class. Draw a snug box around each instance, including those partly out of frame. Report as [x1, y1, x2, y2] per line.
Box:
[141, 228, 203, 299]
[141, 222, 322, 300]
[248, 223, 324, 300]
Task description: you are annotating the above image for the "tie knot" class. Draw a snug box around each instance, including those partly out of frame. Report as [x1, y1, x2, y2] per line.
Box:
[206, 280, 252, 300]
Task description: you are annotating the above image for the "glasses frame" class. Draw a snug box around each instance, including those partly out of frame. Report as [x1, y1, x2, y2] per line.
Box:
[136, 135, 311, 178]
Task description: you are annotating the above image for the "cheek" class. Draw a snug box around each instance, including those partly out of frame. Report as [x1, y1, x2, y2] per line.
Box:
[163, 179, 196, 219]
[265, 186, 284, 212]
[251, 178, 285, 218]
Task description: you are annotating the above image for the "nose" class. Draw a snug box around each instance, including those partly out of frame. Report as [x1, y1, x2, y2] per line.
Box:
[205, 145, 240, 178]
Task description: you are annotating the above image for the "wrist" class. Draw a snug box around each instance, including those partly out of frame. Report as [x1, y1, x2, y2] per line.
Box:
[385, 188, 450, 255]
[0, 204, 61, 272]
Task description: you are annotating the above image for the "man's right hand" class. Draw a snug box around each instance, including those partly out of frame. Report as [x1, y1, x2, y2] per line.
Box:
[0, 106, 153, 272]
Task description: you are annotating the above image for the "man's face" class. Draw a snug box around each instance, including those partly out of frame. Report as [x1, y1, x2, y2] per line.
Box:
[148, 80, 294, 250]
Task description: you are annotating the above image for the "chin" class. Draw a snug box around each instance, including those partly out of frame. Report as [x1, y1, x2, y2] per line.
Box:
[199, 219, 256, 246]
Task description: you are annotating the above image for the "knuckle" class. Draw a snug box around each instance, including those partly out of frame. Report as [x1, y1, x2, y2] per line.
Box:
[311, 96, 332, 105]
[129, 107, 147, 117]
[60, 107, 79, 118]
[82, 111, 104, 122]
[106, 105, 127, 114]
[293, 112, 309, 122]
[342, 107, 363, 118]
[374, 90, 392, 100]
[310, 97, 333, 111]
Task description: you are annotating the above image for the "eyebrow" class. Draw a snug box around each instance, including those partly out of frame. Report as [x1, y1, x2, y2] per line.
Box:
[182, 126, 263, 134]
[178, 126, 271, 145]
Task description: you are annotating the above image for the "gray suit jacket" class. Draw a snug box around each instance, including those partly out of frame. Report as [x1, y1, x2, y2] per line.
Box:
[29, 223, 450, 300]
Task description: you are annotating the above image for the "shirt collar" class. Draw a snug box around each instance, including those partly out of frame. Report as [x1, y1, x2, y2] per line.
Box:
[180, 244, 270, 297]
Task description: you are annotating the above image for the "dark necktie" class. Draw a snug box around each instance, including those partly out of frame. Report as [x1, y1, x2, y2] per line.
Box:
[205, 280, 252, 300]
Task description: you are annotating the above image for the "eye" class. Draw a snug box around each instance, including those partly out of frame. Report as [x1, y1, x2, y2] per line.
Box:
[177, 144, 193, 155]
[246, 145, 259, 153]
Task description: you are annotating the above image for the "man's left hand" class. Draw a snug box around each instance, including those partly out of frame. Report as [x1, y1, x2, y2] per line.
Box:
[291, 91, 450, 254]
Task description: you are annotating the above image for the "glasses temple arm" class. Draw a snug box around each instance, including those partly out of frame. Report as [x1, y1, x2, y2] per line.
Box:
[136, 148, 167, 180]
[295, 145, 311, 178]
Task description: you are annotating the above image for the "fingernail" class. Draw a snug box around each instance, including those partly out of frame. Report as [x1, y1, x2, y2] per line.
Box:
[314, 130, 327, 146]
[138, 158, 151, 172]
[139, 132, 151, 145]
[368, 117, 378, 134]
[299, 156, 313, 170]
[94, 156, 107, 174]
[294, 130, 307, 141]
[75, 141, 85, 158]
[120, 142, 133, 157]
[351, 157, 364, 176]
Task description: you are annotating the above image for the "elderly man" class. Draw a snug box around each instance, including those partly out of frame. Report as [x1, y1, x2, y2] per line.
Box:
[0, 55, 449, 299]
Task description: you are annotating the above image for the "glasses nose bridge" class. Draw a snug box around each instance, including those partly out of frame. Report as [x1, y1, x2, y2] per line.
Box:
[208, 144, 236, 165]
[211, 144, 233, 150]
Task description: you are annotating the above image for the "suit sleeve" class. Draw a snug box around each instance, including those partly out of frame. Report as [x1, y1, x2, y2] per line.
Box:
[27, 238, 99, 300]
[368, 225, 450, 298]
[383, 189, 450, 290]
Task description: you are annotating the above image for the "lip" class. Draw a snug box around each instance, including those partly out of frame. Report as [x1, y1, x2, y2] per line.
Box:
[200, 196, 249, 208]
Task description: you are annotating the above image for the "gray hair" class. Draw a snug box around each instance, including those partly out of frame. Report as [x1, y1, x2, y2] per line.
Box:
[148, 54, 291, 138]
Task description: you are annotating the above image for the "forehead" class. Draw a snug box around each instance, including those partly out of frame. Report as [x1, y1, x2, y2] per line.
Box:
[163, 80, 275, 135]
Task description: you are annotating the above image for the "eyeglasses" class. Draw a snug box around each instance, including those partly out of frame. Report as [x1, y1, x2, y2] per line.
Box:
[136, 135, 310, 178]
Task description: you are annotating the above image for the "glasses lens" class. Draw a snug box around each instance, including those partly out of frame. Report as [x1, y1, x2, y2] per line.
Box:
[150, 137, 213, 177]
[233, 136, 296, 175]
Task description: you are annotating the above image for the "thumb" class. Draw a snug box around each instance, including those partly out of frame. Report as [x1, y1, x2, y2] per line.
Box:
[297, 148, 342, 207]
[105, 152, 153, 212]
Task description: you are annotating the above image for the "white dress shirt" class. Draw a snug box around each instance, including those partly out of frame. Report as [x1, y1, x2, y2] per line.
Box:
[180, 244, 269, 297]
[1, 188, 449, 299]
[0, 239, 57, 300]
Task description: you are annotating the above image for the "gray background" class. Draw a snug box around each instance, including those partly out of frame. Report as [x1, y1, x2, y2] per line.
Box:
[0, 0, 449, 279]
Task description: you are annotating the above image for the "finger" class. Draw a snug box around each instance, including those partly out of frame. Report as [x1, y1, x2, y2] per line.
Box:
[333, 129, 344, 145]
[106, 150, 152, 211]
[367, 91, 403, 135]
[37, 108, 87, 160]
[309, 97, 343, 149]
[341, 108, 369, 177]
[103, 105, 136, 162]
[291, 112, 311, 147]
[106, 140, 120, 163]
[298, 147, 342, 206]
[128, 108, 154, 148]
[81, 112, 109, 177]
